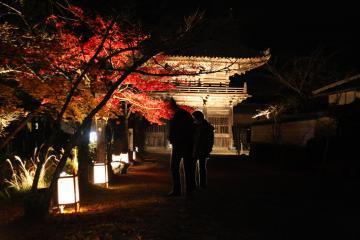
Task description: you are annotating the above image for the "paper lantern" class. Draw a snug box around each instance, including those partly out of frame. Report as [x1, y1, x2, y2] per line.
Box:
[93, 163, 108, 187]
[112, 153, 128, 163]
[111, 153, 129, 174]
[89, 131, 97, 143]
[57, 172, 80, 213]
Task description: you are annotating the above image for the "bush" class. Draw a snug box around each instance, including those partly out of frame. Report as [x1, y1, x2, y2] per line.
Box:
[3, 147, 60, 193]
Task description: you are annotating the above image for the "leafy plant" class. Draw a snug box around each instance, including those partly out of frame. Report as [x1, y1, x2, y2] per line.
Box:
[64, 147, 79, 174]
[88, 143, 97, 163]
[4, 148, 59, 193]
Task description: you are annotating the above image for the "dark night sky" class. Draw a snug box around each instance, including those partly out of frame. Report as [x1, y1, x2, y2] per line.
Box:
[148, 0, 359, 89]
[200, 1, 358, 58]
[117, 0, 359, 100]
[77, 0, 359, 99]
[81, 0, 359, 60]
[232, 4, 359, 62]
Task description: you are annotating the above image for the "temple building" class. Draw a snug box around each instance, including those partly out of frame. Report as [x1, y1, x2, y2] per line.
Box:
[144, 51, 271, 154]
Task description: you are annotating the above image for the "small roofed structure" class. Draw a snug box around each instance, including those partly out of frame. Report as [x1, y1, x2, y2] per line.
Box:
[312, 74, 360, 105]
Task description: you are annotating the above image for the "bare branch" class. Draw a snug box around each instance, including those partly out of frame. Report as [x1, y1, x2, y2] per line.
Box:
[266, 63, 304, 96]
[0, 1, 32, 31]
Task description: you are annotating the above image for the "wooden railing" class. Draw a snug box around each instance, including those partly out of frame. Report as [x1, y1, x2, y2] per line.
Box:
[172, 86, 246, 94]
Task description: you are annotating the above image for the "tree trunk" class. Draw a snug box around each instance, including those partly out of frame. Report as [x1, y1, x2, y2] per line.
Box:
[31, 124, 58, 192]
[106, 122, 116, 182]
[43, 118, 92, 216]
[123, 101, 129, 151]
[39, 53, 152, 218]
[78, 125, 91, 193]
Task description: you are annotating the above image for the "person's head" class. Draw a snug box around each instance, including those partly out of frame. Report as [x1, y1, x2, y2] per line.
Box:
[169, 97, 178, 110]
[192, 110, 204, 124]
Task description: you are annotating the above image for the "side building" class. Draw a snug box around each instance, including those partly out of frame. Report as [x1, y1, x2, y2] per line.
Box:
[144, 52, 270, 154]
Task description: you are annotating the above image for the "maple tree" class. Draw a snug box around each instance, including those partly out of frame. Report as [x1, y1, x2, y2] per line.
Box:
[0, 1, 217, 216]
[0, 3, 201, 140]
[1, 0, 246, 217]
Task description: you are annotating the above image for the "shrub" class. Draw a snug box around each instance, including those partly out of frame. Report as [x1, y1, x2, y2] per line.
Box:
[4, 147, 60, 193]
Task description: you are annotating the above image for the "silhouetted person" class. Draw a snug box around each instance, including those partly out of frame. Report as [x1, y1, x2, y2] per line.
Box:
[168, 98, 195, 197]
[192, 111, 214, 189]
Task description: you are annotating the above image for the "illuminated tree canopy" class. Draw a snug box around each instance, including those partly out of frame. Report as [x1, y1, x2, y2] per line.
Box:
[0, 1, 230, 214]
[0, 3, 201, 129]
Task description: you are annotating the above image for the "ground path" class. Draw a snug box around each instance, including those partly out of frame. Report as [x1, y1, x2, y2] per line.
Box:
[1, 153, 359, 239]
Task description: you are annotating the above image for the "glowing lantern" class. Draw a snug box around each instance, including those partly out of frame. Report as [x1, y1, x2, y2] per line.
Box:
[57, 172, 80, 213]
[112, 153, 129, 164]
[89, 131, 97, 143]
[111, 153, 129, 174]
[93, 163, 108, 187]
[133, 146, 139, 160]
[121, 153, 129, 163]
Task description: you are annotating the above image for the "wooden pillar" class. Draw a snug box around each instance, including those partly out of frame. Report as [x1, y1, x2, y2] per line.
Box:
[228, 105, 234, 150]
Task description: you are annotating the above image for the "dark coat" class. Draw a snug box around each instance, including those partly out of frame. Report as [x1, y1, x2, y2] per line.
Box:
[193, 120, 214, 158]
[168, 107, 195, 148]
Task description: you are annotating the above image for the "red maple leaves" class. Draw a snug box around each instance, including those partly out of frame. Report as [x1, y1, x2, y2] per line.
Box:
[1, 0, 211, 130]
[1, 4, 199, 125]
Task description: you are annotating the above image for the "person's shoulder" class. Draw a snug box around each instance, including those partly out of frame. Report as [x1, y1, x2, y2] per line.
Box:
[180, 109, 193, 119]
[173, 108, 186, 117]
[205, 120, 214, 130]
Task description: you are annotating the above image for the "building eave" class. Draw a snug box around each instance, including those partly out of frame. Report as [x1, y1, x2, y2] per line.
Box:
[166, 50, 271, 65]
[312, 74, 360, 96]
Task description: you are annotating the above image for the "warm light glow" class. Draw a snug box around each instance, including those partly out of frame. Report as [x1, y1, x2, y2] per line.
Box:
[112, 154, 121, 162]
[57, 172, 80, 205]
[93, 163, 108, 184]
[112, 153, 128, 163]
[111, 153, 129, 173]
[59, 205, 65, 213]
[120, 153, 129, 163]
[252, 109, 271, 119]
[110, 160, 121, 170]
[89, 131, 97, 143]
[253, 105, 279, 119]
[132, 151, 136, 160]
